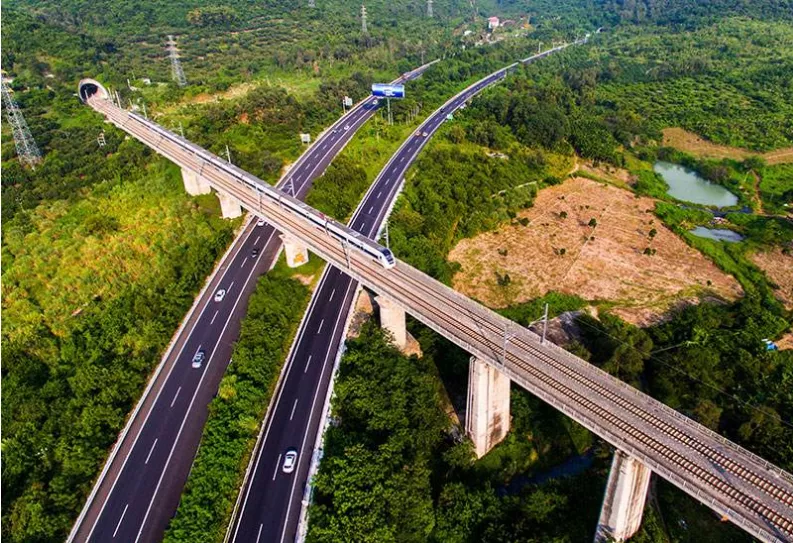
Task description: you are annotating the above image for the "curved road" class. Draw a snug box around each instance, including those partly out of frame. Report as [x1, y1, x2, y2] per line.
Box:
[227, 45, 574, 543]
[69, 63, 435, 543]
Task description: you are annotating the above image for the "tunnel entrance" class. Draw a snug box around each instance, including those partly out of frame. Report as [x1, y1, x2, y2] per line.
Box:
[78, 79, 108, 103]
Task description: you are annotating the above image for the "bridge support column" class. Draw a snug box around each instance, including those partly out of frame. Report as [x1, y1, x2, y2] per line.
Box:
[466, 356, 510, 458]
[594, 450, 651, 543]
[181, 168, 211, 195]
[280, 234, 309, 268]
[375, 295, 407, 349]
[217, 192, 243, 219]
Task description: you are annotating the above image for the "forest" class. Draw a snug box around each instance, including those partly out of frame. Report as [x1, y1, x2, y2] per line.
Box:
[2, 0, 792, 541]
[308, 3, 793, 542]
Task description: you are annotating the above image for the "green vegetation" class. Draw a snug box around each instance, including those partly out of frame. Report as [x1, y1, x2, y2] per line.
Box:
[1, 160, 235, 542]
[758, 163, 793, 215]
[163, 258, 312, 543]
[308, 322, 609, 542]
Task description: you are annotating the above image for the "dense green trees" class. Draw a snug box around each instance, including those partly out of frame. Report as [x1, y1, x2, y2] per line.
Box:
[309, 322, 609, 542]
[309, 322, 448, 542]
[307, 156, 371, 220]
[2, 163, 235, 542]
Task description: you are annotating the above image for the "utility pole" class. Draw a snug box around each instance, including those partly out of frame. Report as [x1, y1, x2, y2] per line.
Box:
[361, 4, 368, 34]
[166, 35, 187, 87]
[225, 144, 232, 164]
[384, 219, 390, 250]
[178, 121, 185, 138]
[541, 303, 549, 344]
[502, 325, 516, 365]
[427, 0, 433, 17]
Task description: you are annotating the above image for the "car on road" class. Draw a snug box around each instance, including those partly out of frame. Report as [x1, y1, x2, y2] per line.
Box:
[191, 350, 205, 369]
[282, 449, 298, 473]
[422, 131, 429, 137]
[415, 130, 424, 137]
[214, 289, 226, 302]
[344, 124, 351, 131]
[251, 247, 259, 258]
[257, 218, 266, 227]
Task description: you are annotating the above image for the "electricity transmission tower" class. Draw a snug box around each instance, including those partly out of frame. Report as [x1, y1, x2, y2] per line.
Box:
[427, 0, 433, 17]
[361, 4, 368, 34]
[308, 0, 315, 7]
[1, 77, 42, 169]
[166, 35, 187, 87]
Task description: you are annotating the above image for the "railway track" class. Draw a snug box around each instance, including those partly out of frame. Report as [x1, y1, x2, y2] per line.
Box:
[90, 97, 793, 543]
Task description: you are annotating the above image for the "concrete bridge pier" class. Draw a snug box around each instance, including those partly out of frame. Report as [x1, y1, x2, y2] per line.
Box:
[280, 234, 309, 267]
[181, 168, 211, 195]
[466, 356, 510, 458]
[375, 295, 407, 349]
[218, 192, 243, 219]
[594, 450, 652, 542]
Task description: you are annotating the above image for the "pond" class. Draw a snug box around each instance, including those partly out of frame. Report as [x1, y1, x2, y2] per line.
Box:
[654, 161, 739, 207]
[689, 227, 745, 243]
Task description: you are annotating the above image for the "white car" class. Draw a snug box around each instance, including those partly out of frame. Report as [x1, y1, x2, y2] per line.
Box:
[282, 449, 298, 473]
[191, 350, 205, 369]
[343, 124, 351, 131]
[214, 289, 226, 302]
[257, 218, 266, 227]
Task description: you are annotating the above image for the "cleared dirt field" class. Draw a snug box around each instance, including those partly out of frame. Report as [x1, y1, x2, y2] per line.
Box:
[750, 248, 793, 310]
[662, 127, 793, 165]
[448, 177, 743, 326]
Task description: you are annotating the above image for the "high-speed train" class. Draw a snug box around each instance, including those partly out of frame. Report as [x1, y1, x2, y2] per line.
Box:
[128, 105, 397, 270]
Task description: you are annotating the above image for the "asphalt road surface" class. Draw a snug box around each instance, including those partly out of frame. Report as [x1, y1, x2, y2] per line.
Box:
[89, 41, 793, 541]
[229, 64, 513, 543]
[71, 64, 433, 543]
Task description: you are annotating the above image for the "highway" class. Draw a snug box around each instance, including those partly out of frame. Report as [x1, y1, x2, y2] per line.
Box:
[84, 50, 793, 541]
[226, 49, 546, 543]
[69, 63, 434, 543]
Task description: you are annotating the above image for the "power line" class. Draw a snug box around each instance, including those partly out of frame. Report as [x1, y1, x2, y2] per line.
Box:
[1, 77, 42, 169]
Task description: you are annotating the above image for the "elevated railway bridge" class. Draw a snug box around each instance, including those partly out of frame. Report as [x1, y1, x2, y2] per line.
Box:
[80, 78, 793, 543]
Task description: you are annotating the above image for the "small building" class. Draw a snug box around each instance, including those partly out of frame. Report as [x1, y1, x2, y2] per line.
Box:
[488, 16, 500, 30]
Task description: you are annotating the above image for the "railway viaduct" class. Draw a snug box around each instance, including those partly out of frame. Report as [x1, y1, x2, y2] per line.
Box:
[79, 78, 793, 543]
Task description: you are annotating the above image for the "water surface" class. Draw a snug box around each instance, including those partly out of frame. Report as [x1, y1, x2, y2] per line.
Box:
[690, 226, 744, 243]
[654, 161, 739, 207]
